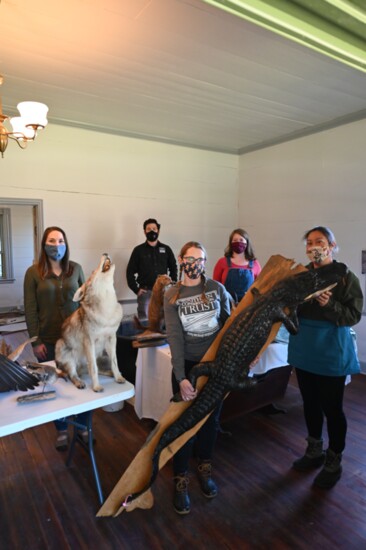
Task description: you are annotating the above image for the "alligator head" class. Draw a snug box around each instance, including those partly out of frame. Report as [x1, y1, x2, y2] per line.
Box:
[271, 262, 347, 308]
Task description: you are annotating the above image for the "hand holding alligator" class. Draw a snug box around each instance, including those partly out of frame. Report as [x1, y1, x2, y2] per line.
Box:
[315, 290, 332, 307]
[179, 379, 198, 401]
[249, 356, 260, 369]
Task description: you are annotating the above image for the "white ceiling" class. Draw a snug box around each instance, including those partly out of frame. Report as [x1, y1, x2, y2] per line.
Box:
[1, 0, 366, 154]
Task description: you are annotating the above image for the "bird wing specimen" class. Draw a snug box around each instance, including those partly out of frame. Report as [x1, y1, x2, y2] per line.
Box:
[0, 354, 39, 392]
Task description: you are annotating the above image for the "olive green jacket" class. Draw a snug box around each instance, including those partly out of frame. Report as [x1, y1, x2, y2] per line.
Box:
[24, 261, 85, 346]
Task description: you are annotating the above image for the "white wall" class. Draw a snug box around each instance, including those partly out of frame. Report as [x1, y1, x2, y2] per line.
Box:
[0, 124, 238, 311]
[2, 118, 365, 363]
[238, 117, 366, 367]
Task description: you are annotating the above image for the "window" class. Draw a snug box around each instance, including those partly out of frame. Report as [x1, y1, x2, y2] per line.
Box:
[0, 208, 14, 282]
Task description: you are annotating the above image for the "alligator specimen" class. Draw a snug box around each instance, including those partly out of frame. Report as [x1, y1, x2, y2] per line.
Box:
[122, 261, 347, 507]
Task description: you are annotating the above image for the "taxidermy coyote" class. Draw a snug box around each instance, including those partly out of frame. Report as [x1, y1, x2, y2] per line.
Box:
[55, 254, 125, 392]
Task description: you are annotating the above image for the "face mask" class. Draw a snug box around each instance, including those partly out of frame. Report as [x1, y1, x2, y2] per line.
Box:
[181, 261, 205, 280]
[231, 242, 247, 254]
[45, 244, 66, 261]
[307, 246, 329, 264]
[146, 230, 158, 242]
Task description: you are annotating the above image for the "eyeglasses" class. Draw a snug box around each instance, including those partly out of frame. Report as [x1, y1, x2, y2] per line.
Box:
[183, 256, 206, 265]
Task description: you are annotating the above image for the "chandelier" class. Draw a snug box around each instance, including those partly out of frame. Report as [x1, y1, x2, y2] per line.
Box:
[0, 75, 48, 158]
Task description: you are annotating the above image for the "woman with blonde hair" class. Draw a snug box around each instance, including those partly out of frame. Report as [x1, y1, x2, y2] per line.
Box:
[164, 241, 230, 515]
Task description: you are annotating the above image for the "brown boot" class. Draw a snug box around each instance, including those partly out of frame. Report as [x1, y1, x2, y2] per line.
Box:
[293, 436, 325, 471]
[173, 473, 190, 515]
[197, 460, 218, 498]
[313, 449, 342, 489]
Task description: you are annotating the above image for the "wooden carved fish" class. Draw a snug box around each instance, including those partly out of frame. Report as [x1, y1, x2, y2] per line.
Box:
[123, 262, 347, 506]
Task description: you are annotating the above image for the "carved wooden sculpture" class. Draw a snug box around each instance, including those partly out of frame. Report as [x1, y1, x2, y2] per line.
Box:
[97, 255, 343, 517]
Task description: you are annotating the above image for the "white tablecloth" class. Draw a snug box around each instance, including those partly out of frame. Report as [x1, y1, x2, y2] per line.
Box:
[135, 345, 172, 422]
[134, 343, 288, 421]
[248, 342, 288, 376]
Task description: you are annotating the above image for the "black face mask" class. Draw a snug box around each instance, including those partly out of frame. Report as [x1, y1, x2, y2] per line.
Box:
[146, 230, 158, 242]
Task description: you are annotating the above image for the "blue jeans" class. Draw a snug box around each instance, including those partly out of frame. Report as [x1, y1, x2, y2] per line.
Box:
[42, 343, 88, 433]
[172, 360, 222, 475]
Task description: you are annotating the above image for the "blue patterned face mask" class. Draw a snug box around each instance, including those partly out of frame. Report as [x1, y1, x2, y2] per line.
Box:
[45, 244, 66, 261]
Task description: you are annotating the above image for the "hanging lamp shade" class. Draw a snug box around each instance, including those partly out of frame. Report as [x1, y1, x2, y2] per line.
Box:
[0, 75, 49, 158]
[17, 101, 49, 129]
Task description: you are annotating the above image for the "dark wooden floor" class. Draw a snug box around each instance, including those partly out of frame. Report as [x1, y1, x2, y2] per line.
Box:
[1, 374, 366, 550]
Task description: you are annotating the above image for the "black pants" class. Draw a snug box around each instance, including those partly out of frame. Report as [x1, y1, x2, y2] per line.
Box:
[295, 367, 347, 454]
[172, 360, 222, 476]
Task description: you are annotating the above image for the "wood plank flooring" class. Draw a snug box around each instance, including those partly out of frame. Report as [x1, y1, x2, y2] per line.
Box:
[1, 373, 366, 550]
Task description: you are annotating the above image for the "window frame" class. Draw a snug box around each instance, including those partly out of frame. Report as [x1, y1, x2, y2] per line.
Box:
[0, 207, 14, 283]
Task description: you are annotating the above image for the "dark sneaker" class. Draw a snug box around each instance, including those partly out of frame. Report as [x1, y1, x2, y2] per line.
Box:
[55, 431, 69, 451]
[313, 449, 342, 489]
[173, 473, 190, 515]
[197, 461, 218, 498]
[77, 429, 89, 444]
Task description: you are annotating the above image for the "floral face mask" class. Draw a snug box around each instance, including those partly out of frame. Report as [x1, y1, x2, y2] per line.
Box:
[307, 246, 330, 264]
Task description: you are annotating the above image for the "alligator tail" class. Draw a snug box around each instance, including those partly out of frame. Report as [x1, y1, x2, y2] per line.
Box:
[123, 382, 222, 506]
[122, 424, 189, 506]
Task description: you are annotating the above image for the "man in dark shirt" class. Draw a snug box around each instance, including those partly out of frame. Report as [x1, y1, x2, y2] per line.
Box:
[126, 218, 177, 320]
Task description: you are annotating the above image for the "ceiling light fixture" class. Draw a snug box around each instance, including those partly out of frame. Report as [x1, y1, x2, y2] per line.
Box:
[0, 75, 48, 158]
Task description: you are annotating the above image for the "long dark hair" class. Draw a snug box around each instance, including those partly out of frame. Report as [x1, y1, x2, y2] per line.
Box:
[169, 241, 208, 304]
[224, 228, 256, 260]
[37, 226, 73, 279]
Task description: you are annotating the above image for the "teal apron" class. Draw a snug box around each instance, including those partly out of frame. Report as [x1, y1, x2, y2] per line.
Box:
[288, 318, 360, 376]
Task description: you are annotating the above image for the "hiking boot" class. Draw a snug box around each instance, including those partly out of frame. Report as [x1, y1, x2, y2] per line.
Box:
[55, 430, 69, 451]
[173, 473, 190, 515]
[313, 449, 342, 489]
[292, 436, 325, 471]
[197, 460, 218, 498]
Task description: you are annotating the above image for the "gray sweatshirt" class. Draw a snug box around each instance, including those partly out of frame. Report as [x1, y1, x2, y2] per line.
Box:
[163, 279, 231, 381]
